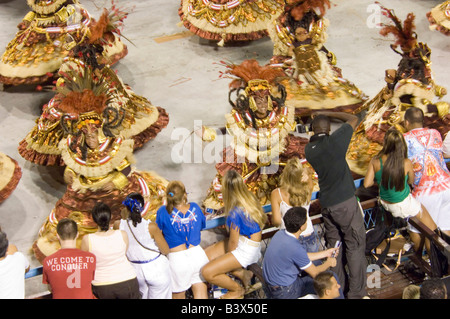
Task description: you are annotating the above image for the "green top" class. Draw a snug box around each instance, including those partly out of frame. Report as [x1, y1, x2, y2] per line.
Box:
[374, 158, 410, 203]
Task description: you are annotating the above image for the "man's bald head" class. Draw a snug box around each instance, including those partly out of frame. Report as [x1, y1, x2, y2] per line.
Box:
[311, 114, 331, 134]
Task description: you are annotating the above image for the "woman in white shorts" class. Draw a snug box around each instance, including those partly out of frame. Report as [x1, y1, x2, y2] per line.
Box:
[364, 129, 437, 252]
[156, 181, 209, 299]
[202, 170, 267, 299]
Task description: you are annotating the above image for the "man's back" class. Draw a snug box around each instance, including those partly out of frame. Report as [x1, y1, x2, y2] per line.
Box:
[262, 230, 311, 287]
[43, 248, 96, 299]
[305, 123, 355, 207]
[404, 127, 450, 196]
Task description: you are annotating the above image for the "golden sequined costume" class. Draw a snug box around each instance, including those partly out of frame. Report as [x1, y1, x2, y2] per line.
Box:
[32, 103, 168, 264]
[178, 0, 285, 45]
[203, 60, 318, 211]
[0, 0, 128, 86]
[427, 1, 450, 36]
[0, 152, 22, 204]
[346, 5, 450, 177]
[267, 0, 367, 117]
[18, 54, 169, 166]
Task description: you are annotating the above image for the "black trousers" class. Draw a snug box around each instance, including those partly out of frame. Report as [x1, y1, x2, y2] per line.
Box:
[321, 196, 367, 299]
[92, 277, 141, 299]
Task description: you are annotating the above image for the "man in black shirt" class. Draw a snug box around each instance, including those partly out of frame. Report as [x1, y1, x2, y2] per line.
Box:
[305, 111, 367, 299]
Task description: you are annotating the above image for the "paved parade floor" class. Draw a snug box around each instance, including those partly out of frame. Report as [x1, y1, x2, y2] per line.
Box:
[0, 0, 449, 297]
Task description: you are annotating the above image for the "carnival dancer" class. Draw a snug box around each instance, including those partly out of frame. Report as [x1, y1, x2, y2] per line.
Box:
[203, 59, 317, 212]
[18, 44, 169, 166]
[427, 1, 450, 36]
[346, 4, 450, 177]
[32, 88, 168, 264]
[0, 0, 128, 87]
[178, 0, 285, 46]
[267, 0, 367, 118]
[0, 152, 22, 204]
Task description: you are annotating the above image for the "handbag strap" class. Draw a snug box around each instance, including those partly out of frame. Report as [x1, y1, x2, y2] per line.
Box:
[127, 220, 162, 255]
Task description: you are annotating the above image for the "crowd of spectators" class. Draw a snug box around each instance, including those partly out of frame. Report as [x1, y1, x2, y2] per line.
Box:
[1, 108, 449, 299]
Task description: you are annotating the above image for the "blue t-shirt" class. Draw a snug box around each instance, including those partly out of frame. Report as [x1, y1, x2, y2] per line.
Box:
[226, 207, 261, 238]
[155, 202, 206, 249]
[263, 230, 312, 286]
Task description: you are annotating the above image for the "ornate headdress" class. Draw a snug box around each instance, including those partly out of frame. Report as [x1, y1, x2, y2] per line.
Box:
[285, 0, 331, 21]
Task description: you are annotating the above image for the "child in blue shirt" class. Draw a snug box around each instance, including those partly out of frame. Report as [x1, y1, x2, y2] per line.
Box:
[156, 181, 209, 299]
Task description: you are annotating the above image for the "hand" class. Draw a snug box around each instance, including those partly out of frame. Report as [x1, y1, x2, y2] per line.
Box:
[327, 257, 337, 268]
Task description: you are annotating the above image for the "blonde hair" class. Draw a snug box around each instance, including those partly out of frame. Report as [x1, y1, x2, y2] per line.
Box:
[222, 170, 267, 229]
[166, 181, 187, 214]
[279, 157, 312, 207]
[402, 284, 420, 299]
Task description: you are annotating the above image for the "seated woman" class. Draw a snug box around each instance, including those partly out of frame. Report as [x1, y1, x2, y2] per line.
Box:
[114, 193, 172, 299]
[178, 0, 285, 45]
[0, 0, 127, 86]
[270, 156, 319, 252]
[156, 181, 209, 299]
[202, 169, 267, 299]
[364, 128, 437, 253]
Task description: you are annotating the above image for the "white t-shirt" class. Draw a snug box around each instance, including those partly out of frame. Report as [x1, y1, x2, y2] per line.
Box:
[0, 252, 30, 299]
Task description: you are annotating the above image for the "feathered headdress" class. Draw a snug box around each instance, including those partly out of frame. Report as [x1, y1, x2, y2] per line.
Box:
[377, 2, 417, 53]
[285, 0, 331, 21]
[222, 59, 285, 90]
[88, 0, 133, 45]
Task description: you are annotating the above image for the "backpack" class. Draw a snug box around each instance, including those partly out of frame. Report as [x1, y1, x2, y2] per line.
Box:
[365, 204, 407, 270]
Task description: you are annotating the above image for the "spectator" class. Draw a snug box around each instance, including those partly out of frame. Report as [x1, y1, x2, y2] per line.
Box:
[115, 192, 172, 299]
[270, 156, 319, 252]
[420, 278, 447, 299]
[81, 202, 141, 299]
[156, 181, 209, 299]
[364, 128, 437, 252]
[313, 271, 342, 299]
[262, 207, 339, 299]
[403, 107, 450, 237]
[402, 284, 420, 299]
[305, 111, 367, 299]
[202, 169, 267, 299]
[0, 230, 30, 299]
[42, 218, 96, 299]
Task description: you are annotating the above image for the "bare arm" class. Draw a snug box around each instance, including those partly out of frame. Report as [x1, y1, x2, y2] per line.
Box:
[313, 111, 359, 130]
[148, 223, 170, 255]
[364, 158, 376, 188]
[270, 189, 282, 228]
[303, 257, 337, 278]
[227, 225, 241, 252]
[405, 159, 415, 185]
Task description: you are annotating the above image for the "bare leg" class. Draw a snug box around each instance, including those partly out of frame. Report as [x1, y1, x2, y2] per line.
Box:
[172, 291, 186, 299]
[191, 282, 209, 299]
[202, 252, 244, 299]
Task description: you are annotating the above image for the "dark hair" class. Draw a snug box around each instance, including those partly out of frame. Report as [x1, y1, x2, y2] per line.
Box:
[56, 218, 78, 240]
[283, 207, 307, 233]
[123, 193, 145, 227]
[404, 107, 424, 126]
[0, 231, 8, 258]
[92, 202, 112, 231]
[313, 271, 335, 298]
[420, 278, 447, 299]
[378, 128, 408, 191]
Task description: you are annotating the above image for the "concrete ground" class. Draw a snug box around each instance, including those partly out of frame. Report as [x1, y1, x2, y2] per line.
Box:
[0, 0, 448, 297]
